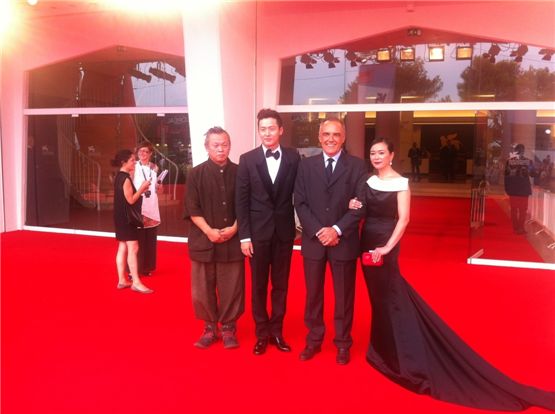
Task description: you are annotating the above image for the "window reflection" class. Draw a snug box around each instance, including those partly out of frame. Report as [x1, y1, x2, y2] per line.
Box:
[25, 114, 192, 237]
[281, 40, 555, 104]
[278, 110, 554, 264]
[28, 47, 187, 108]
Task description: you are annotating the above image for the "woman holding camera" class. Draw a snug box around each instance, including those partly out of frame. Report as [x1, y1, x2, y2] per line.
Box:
[350, 137, 554, 411]
[112, 149, 153, 293]
[133, 141, 162, 277]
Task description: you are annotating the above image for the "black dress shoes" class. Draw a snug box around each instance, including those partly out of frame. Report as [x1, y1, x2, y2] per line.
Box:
[269, 336, 291, 352]
[299, 345, 321, 361]
[253, 338, 268, 355]
[336, 348, 350, 365]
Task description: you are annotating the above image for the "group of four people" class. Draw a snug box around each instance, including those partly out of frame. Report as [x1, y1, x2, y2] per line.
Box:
[114, 109, 555, 412]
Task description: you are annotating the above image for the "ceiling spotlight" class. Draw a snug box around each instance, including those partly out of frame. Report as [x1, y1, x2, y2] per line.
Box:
[428, 45, 444, 61]
[149, 66, 176, 83]
[300, 54, 317, 69]
[539, 49, 554, 61]
[345, 51, 359, 67]
[482, 44, 501, 59]
[323, 51, 338, 68]
[376, 48, 392, 62]
[128, 68, 152, 83]
[456, 45, 473, 60]
[482, 44, 501, 63]
[510, 44, 528, 57]
[400, 47, 415, 62]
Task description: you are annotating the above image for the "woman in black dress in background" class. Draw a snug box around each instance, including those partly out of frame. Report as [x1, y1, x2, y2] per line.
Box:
[112, 149, 153, 294]
[350, 138, 555, 411]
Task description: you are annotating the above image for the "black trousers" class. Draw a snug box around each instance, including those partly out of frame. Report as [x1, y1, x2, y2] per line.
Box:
[250, 234, 294, 338]
[303, 255, 357, 349]
[137, 226, 158, 275]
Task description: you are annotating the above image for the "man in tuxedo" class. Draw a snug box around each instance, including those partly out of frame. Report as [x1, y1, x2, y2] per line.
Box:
[294, 117, 367, 365]
[236, 108, 301, 355]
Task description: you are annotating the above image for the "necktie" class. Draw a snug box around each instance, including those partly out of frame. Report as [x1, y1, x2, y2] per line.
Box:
[266, 149, 280, 160]
[326, 158, 334, 180]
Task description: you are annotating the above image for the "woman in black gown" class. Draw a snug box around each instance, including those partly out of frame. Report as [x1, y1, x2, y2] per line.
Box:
[112, 149, 154, 294]
[350, 138, 555, 411]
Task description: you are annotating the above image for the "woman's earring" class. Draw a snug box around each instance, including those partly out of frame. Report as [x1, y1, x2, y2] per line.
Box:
[389, 161, 392, 166]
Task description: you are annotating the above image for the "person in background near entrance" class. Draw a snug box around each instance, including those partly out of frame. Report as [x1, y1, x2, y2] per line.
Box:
[407, 142, 422, 182]
[184, 127, 244, 349]
[349, 137, 555, 411]
[504, 143, 534, 235]
[440, 140, 458, 182]
[133, 142, 161, 276]
[112, 149, 153, 294]
[236, 108, 300, 356]
[294, 117, 367, 365]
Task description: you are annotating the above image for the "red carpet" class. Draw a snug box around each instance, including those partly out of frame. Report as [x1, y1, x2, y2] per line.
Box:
[2, 197, 554, 414]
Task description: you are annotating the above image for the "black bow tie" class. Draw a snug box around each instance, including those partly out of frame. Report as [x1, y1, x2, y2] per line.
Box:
[266, 149, 280, 160]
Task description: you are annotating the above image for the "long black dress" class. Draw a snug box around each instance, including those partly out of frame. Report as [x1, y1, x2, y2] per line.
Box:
[113, 171, 141, 241]
[357, 175, 555, 412]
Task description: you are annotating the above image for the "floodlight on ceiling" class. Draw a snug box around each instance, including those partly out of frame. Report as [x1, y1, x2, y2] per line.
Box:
[511, 44, 528, 62]
[428, 45, 444, 62]
[149, 66, 176, 83]
[482, 44, 501, 63]
[400, 47, 415, 62]
[345, 50, 360, 67]
[539, 48, 554, 61]
[456, 45, 473, 60]
[376, 48, 392, 63]
[300, 53, 317, 69]
[129, 68, 152, 83]
[323, 51, 339, 69]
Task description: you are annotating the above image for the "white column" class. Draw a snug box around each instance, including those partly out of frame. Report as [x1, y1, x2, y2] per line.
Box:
[182, 6, 225, 166]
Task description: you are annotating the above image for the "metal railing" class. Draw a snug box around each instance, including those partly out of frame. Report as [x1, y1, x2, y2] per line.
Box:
[529, 187, 555, 249]
[470, 181, 487, 228]
[57, 117, 102, 210]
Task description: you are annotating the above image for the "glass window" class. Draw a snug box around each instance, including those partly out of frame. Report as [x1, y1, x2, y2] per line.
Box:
[28, 47, 186, 108]
[277, 110, 554, 264]
[25, 113, 191, 237]
[280, 40, 555, 105]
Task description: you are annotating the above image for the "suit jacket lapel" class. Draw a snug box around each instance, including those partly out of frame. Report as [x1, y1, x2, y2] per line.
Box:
[255, 147, 274, 200]
[328, 152, 347, 187]
[273, 149, 290, 191]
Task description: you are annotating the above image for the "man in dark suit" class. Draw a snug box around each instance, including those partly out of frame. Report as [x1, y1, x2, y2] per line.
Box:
[236, 108, 301, 355]
[294, 117, 367, 365]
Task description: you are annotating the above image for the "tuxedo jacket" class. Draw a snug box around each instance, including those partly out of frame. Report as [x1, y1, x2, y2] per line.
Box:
[236, 146, 300, 243]
[294, 151, 367, 261]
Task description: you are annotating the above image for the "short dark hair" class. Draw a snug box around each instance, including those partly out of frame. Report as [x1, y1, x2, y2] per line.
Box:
[370, 137, 394, 153]
[514, 143, 525, 154]
[111, 149, 134, 167]
[257, 108, 283, 128]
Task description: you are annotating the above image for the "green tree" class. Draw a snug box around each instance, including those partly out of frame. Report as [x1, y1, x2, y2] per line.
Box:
[340, 58, 443, 103]
[457, 56, 555, 101]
